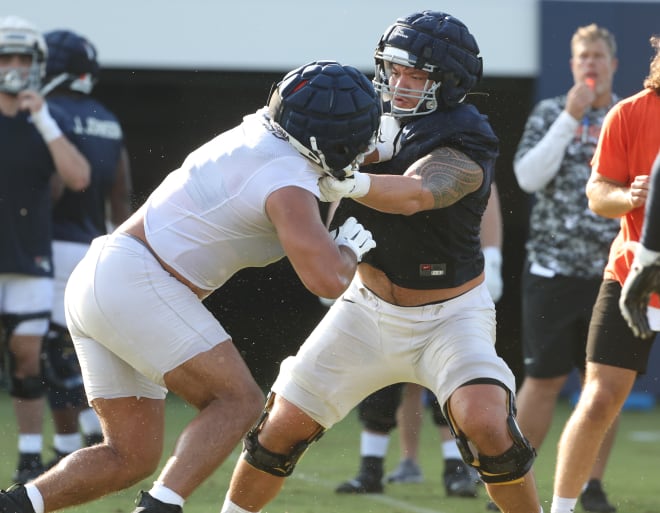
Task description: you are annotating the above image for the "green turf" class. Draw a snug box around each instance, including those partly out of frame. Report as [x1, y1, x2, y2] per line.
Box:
[0, 389, 659, 513]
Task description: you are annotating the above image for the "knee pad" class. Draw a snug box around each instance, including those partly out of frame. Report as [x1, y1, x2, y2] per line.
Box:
[243, 392, 325, 477]
[42, 324, 84, 390]
[442, 378, 536, 485]
[358, 384, 403, 433]
[6, 345, 46, 399]
[10, 375, 46, 399]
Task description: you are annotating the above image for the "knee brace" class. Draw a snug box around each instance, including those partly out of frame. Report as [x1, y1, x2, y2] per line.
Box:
[10, 375, 46, 399]
[357, 383, 403, 433]
[42, 324, 84, 390]
[442, 378, 536, 485]
[243, 392, 325, 477]
[6, 343, 46, 400]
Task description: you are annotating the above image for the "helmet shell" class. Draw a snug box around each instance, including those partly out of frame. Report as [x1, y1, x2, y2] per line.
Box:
[374, 10, 482, 114]
[45, 30, 99, 94]
[268, 60, 381, 178]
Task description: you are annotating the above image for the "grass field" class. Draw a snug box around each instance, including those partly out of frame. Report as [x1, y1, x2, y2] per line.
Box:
[0, 390, 659, 513]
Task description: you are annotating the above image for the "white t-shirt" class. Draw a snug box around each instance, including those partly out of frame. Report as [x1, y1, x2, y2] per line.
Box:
[144, 108, 321, 290]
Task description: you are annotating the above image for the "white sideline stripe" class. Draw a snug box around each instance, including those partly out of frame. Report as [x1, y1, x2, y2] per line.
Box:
[293, 473, 448, 513]
[629, 430, 660, 442]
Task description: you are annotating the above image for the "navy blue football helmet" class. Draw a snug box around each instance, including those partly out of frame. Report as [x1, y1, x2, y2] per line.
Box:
[374, 10, 483, 117]
[268, 60, 380, 178]
[0, 16, 47, 94]
[44, 29, 99, 95]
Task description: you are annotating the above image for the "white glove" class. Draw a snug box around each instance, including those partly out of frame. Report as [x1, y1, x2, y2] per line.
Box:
[374, 115, 402, 162]
[318, 171, 371, 203]
[332, 217, 376, 262]
[483, 246, 503, 303]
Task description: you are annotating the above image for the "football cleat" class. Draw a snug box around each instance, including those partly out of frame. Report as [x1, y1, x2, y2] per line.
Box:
[386, 458, 424, 483]
[0, 485, 35, 513]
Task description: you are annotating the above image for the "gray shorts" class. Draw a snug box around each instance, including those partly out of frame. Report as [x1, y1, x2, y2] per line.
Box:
[272, 276, 515, 429]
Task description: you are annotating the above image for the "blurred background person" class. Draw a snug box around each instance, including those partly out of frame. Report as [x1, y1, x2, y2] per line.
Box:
[510, 24, 621, 513]
[551, 33, 660, 513]
[0, 15, 90, 484]
[41, 28, 133, 467]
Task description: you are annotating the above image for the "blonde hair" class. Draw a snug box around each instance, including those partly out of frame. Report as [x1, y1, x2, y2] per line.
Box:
[571, 23, 617, 58]
[643, 36, 660, 93]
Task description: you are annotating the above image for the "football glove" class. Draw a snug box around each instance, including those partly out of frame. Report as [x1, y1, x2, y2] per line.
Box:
[483, 246, 503, 303]
[331, 217, 376, 262]
[318, 171, 371, 203]
[374, 114, 402, 162]
[619, 245, 660, 339]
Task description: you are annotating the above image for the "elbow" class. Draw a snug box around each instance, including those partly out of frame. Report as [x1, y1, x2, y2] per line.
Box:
[66, 166, 91, 191]
[311, 277, 351, 300]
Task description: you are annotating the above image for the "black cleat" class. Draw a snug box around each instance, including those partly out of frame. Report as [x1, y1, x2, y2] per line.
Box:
[84, 433, 104, 447]
[335, 476, 383, 494]
[580, 479, 616, 513]
[443, 458, 478, 498]
[0, 485, 36, 513]
[45, 449, 69, 470]
[132, 491, 182, 513]
[335, 455, 384, 494]
[12, 454, 44, 485]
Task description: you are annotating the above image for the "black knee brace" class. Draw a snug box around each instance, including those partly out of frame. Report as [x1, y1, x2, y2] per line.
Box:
[10, 375, 46, 399]
[357, 383, 403, 433]
[42, 323, 84, 390]
[442, 378, 536, 484]
[243, 392, 325, 477]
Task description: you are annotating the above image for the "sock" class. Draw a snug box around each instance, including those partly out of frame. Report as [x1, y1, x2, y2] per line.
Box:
[53, 433, 82, 454]
[360, 431, 390, 457]
[79, 408, 102, 436]
[148, 482, 185, 507]
[25, 484, 45, 513]
[550, 496, 577, 513]
[441, 439, 461, 460]
[18, 434, 43, 453]
[220, 494, 258, 513]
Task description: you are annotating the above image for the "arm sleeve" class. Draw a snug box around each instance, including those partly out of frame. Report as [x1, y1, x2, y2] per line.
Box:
[641, 151, 660, 251]
[513, 110, 578, 193]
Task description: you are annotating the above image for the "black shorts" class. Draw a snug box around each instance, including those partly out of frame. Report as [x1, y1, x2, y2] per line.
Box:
[586, 280, 655, 373]
[521, 265, 601, 378]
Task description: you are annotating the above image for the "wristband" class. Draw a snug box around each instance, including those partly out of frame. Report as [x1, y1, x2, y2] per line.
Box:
[31, 103, 63, 143]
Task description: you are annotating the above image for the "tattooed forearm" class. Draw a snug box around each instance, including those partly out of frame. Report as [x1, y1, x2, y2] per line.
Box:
[409, 147, 483, 208]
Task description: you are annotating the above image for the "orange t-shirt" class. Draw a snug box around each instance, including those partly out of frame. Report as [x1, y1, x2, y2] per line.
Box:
[591, 88, 660, 288]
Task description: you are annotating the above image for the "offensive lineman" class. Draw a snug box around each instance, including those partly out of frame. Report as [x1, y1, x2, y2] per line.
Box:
[220, 11, 542, 513]
[42, 29, 133, 466]
[0, 15, 90, 485]
[0, 60, 379, 513]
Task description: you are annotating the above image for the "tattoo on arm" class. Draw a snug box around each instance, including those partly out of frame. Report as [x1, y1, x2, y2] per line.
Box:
[409, 147, 483, 208]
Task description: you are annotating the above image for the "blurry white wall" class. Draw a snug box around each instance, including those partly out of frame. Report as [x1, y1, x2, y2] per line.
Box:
[13, 0, 538, 75]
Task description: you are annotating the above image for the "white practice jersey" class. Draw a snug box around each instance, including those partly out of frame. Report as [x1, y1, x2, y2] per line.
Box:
[144, 108, 321, 291]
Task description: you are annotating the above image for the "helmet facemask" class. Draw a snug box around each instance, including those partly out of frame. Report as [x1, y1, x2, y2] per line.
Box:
[0, 48, 43, 94]
[374, 46, 442, 118]
[0, 16, 47, 95]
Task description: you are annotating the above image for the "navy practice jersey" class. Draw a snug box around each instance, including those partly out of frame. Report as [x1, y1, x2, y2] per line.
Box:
[0, 103, 77, 276]
[49, 94, 124, 243]
[333, 103, 499, 290]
